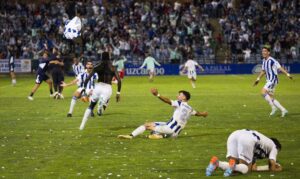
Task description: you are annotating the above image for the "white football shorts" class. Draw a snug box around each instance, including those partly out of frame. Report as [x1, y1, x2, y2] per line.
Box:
[226, 129, 258, 164]
[263, 81, 277, 95]
[187, 70, 197, 79]
[91, 82, 112, 103]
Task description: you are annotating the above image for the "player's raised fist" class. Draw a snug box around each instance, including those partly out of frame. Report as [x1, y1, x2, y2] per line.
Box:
[150, 88, 158, 96]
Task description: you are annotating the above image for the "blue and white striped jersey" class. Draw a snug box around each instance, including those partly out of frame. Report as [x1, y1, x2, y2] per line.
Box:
[166, 100, 196, 130]
[72, 63, 85, 76]
[262, 57, 281, 84]
[76, 71, 98, 90]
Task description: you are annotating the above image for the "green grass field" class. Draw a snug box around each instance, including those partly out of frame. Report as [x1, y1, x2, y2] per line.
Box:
[0, 74, 299, 178]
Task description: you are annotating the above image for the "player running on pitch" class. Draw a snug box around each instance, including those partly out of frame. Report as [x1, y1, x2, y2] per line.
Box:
[206, 129, 282, 177]
[118, 88, 208, 139]
[79, 52, 121, 130]
[61, 60, 98, 117]
[139, 52, 161, 82]
[181, 56, 204, 88]
[112, 55, 127, 83]
[28, 51, 60, 100]
[253, 45, 293, 117]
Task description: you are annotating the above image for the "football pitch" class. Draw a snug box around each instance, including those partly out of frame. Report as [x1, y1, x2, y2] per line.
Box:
[0, 74, 299, 178]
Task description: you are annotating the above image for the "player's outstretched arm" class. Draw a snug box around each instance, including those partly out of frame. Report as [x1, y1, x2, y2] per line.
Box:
[197, 64, 205, 71]
[269, 159, 282, 172]
[60, 79, 78, 87]
[194, 111, 208, 117]
[279, 67, 293, 80]
[253, 70, 265, 86]
[154, 59, 161, 66]
[251, 160, 282, 172]
[150, 88, 171, 105]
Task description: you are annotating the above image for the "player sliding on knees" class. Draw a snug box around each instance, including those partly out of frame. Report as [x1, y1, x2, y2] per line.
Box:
[118, 88, 208, 139]
[79, 52, 121, 130]
[206, 129, 282, 177]
[60, 60, 98, 117]
[253, 45, 293, 117]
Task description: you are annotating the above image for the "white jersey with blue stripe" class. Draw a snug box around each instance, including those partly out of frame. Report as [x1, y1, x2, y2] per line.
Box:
[167, 100, 196, 131]
[262, 57, 281, 84]
[76, 71, 98, 90]
[72, 63, 85, 76]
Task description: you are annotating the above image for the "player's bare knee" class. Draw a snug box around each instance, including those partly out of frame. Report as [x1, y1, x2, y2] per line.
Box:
[261, 88, 267, 95]
[74, 92, 81, 98]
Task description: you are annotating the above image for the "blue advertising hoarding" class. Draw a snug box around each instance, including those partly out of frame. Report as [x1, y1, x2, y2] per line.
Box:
[125, 63, 300, 76]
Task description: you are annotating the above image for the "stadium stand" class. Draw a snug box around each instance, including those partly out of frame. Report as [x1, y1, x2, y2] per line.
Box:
[0, 0, 299, 68]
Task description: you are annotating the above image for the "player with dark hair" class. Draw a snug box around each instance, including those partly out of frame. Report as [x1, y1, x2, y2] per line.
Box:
[79, 52, 121, 130]
[28, 51, 59, 100]
[253, 45, 293, 117]
[61, 60, 98, 117]
[118, 88, 208, 139]
[49, 48, 65, 99]
[206, 129, 282, 177]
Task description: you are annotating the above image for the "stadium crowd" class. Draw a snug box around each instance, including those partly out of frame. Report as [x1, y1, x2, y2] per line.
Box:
[0, 0, 299, 65]
[219, 0, 300, 63]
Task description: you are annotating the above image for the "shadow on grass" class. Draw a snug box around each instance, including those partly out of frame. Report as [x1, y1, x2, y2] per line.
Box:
[108, 125, 140, 131]
[178, 133, 222, 138]
[285, 113, 300, 117]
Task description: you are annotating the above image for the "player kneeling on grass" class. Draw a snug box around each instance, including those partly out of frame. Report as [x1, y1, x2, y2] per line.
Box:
[118, 88, 208, 139]
[206, 129, 282, 177]
[60, 61, 98, 117]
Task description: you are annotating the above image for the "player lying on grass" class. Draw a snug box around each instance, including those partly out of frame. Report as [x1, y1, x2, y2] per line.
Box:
[206, 129, 282, 177]
[60, 60, 98, 117]
[118, 88, 208, 139]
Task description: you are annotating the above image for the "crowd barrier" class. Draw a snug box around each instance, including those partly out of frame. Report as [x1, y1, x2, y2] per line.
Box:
[125, 63, 300, 76]
[1, 59, 299, 75]
[0, 59, 31, 73]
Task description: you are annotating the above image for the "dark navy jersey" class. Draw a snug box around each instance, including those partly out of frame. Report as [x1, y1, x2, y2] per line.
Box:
[94, 62, 116, 84]
[9, 54, 15, 65]
[37, 58, 52, 74]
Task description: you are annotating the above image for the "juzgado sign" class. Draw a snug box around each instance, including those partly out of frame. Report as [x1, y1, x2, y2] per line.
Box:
[125, 67, 165, 76]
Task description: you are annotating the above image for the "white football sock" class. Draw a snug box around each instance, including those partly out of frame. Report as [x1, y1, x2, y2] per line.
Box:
[131, 125, 146, 137]
[79, 108, 91, 130]
[12, 79, 16, 84]
[149, 75, 153, 80]
[191, 81, 196, 88]
[219, 161, 248, 174]
[273, 99, 286, 112]
[68, 96, 77, 114]
[264, 94, 276, 108]
[219, 161, 229, 170]
[234, 164, 248, 174]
